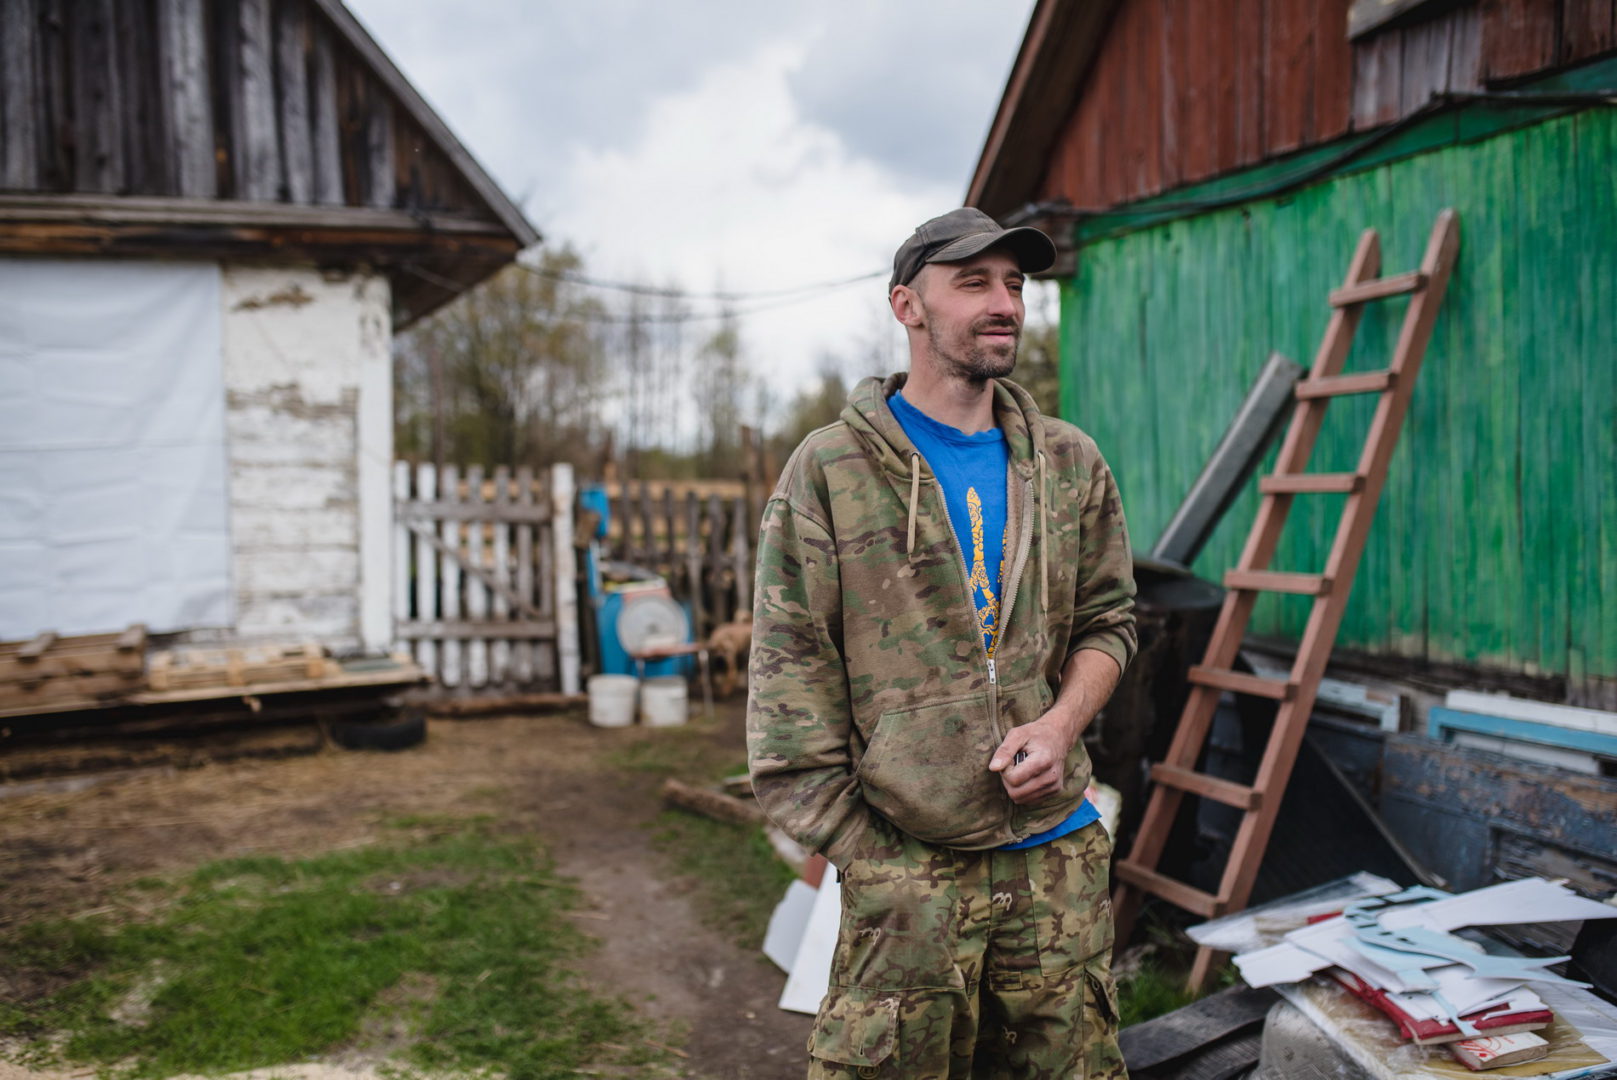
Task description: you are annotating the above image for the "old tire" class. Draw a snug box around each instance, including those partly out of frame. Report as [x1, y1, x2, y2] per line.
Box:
[331, 707, 427, 751]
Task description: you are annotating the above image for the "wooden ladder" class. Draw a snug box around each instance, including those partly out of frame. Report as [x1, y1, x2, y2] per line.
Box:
[1111, 209, 1460, 990]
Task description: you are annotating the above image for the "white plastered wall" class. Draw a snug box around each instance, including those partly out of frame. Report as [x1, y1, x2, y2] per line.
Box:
[220, 265, 392, 652]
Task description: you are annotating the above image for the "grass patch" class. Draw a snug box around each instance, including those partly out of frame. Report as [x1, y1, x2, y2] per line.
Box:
[1115, 961, 1203, 1027]
[618, 726, 797, 953]
[0, 821, 669, 1080]
[652, 809, 798, 951]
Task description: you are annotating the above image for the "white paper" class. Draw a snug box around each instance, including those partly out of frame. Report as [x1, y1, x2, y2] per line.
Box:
[779, 874, 841, 1015]
[1377, 878, 1617, 933]
[763, 879, 819, 974]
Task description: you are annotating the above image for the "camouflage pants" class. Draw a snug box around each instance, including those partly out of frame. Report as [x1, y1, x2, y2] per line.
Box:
[807, 818, 1126, 1080]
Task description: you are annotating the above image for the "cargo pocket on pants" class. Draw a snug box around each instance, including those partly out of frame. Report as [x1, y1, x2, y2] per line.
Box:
[808, 987, 900, 1076]
[1081, 959, 1125, 1080]
[1031, 821, 1114, 976]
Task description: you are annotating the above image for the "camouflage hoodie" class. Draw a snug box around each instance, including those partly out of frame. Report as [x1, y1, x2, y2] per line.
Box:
[747, 373, 1137, 866]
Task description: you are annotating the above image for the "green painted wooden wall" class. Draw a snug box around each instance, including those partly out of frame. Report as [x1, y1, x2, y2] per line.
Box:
[1060, 107, 1616, 681]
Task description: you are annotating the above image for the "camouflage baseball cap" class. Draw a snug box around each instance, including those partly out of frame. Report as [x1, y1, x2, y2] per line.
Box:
[890, 207, 1056, 291]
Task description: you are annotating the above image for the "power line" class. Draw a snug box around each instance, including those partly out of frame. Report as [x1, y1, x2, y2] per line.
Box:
[401, 261, 884, 325]
[516, 262, 886, 302]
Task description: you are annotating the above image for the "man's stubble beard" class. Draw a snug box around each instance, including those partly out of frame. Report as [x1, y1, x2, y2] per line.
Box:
[925, 318, 1020, 385]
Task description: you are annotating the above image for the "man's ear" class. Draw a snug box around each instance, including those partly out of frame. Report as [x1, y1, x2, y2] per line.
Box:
[890, 283, 926, 329]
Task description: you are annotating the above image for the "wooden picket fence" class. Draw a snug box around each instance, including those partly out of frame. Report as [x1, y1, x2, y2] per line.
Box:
[593, 478, 761, 640]
[392, 462, 580, 694]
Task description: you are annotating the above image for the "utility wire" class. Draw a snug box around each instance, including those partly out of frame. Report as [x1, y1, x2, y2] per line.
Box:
[516, 262, 887, 302]
[400, 261, 879, 325]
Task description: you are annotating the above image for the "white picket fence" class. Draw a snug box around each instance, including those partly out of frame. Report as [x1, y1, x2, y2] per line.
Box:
[392, 461, 580, 694]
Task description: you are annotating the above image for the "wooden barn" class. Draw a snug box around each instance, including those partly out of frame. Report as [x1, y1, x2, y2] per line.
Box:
[0, 0, 539, 655]
[971, 0, 1616, 706]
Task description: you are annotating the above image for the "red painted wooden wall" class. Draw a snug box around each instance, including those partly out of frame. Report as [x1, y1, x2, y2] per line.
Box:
[1039, 0, 1616, 210]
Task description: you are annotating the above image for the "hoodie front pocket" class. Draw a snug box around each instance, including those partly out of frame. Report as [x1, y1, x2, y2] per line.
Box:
[857, 692, 1001, 845]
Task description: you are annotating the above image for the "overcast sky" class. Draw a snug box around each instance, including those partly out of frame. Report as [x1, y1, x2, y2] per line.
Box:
[344, 1, 1039, 401]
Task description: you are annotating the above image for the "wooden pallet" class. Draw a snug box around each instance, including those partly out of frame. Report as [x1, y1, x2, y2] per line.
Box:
[145, 642, 338, 692]
[0, 625, 147, 710]
[1111, 210, 1461, 990]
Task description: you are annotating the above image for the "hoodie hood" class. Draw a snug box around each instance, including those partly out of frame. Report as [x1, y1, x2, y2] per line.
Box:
[841, 372, 1046, 482]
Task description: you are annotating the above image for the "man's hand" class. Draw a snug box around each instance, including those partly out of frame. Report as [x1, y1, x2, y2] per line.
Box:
[988, 712, 1076, 804]
[987, 648, 1122, 806]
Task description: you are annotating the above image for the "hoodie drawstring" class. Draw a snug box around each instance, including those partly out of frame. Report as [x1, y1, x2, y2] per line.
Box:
[1037, 450, 1049, 610]
[906, 453, 921, 564]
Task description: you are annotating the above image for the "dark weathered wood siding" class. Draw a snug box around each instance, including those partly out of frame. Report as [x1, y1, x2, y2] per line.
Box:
[1058, 106, 1617, 695]
[1037, 0, 1616, 211]
[0, 0, 491, 220]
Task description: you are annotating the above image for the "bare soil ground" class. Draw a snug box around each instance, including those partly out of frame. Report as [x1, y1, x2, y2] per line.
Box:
[0, 701, 813, 1080]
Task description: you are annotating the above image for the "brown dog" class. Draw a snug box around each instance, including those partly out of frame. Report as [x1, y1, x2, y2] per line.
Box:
[706, 614, 753, 697]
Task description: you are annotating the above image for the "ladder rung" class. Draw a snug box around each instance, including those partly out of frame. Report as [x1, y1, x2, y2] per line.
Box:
[1188, 665, 1297, 701]
[1259, 472, 1365, 495]
[1150, 763, 1262, 810]
[1115, 861, 1224, 918]
[1329, 271, 1427, 307]
[1295, 371, 1395, 399]
[1224, 570, 1332, 595]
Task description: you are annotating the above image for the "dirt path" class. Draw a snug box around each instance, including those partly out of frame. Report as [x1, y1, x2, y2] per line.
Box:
[0, 703, 813, 1080]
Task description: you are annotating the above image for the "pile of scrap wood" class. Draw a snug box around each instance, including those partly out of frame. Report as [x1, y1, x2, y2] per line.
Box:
[0, 625, 148, 716]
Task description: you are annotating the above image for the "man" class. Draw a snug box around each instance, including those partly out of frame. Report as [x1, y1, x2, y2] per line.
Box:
[747, 207, 1137, 1079]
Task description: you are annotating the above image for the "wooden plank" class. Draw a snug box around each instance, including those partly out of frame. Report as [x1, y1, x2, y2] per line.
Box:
[1264, 0, 1315, 154]
[231, 0, 278, 202]
[70, 0, 124, 194]
[1224, 570, 1332, 595]
[363, 82, 394, 209]
[464, 464, 488, 687]
[274, 0, 312, 204]
[114, 0, 167, 196]
[514, 464, 536, 684]
[490, 464, 512, 685]
[155, 0, 213, 198]
[1482, 0, 1559, 81]
[1560, 0, 1617, 58]
[1294, 370, 1396, 398]
[1329, 270, 1427, 305]
[114, 624, 146, 651]
[1, 0, 41, 191]
[308, 19, 343, 205]
[412, 462, 438, 683]
[1119, 985, 1278, 1073]
[1114, 861, 1221, 918]
[1351, 27, 1404, 128]
[1151, 763, 1262, 809]
[1398, 15, 1455, 116]
[395, 621, 558, 641]
[1187, 665, 1297, 701]
[1233, 0, 1267, 164]
[17, 631, 58, 660]
[1348, 0, 1456, 39]
[1259, 472, 1365, 494]
[1314, 0, 1355, 141]
[392, 461, 411, 655]
[438, 463, 462, 689]
[551, 464, 580, 695]
[1446, 3, 1484, 90]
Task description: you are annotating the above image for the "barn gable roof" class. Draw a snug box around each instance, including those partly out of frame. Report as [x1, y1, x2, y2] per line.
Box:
[969, 0, 1617, 226]
[0, 0, 540, 326]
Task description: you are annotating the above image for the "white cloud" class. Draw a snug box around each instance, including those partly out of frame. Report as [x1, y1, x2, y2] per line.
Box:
[553, 40, 957, 395]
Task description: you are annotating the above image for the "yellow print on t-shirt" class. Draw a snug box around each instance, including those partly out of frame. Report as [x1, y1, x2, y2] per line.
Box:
[965, 487, 1000, 653]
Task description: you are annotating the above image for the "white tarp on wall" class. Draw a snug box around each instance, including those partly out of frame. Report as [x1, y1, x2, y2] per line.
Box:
[0, 258, 232, 639]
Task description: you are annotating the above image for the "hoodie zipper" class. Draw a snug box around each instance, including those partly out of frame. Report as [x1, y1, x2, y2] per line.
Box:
[933, 473, 1037, 758]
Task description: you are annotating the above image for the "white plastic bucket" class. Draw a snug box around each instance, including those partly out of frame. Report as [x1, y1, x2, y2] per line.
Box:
[640, 676, 688, 727]
[587, 674, 638, 728]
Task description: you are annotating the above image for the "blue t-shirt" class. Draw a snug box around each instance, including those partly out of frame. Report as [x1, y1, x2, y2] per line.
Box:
[889, 390, 1097, 849]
